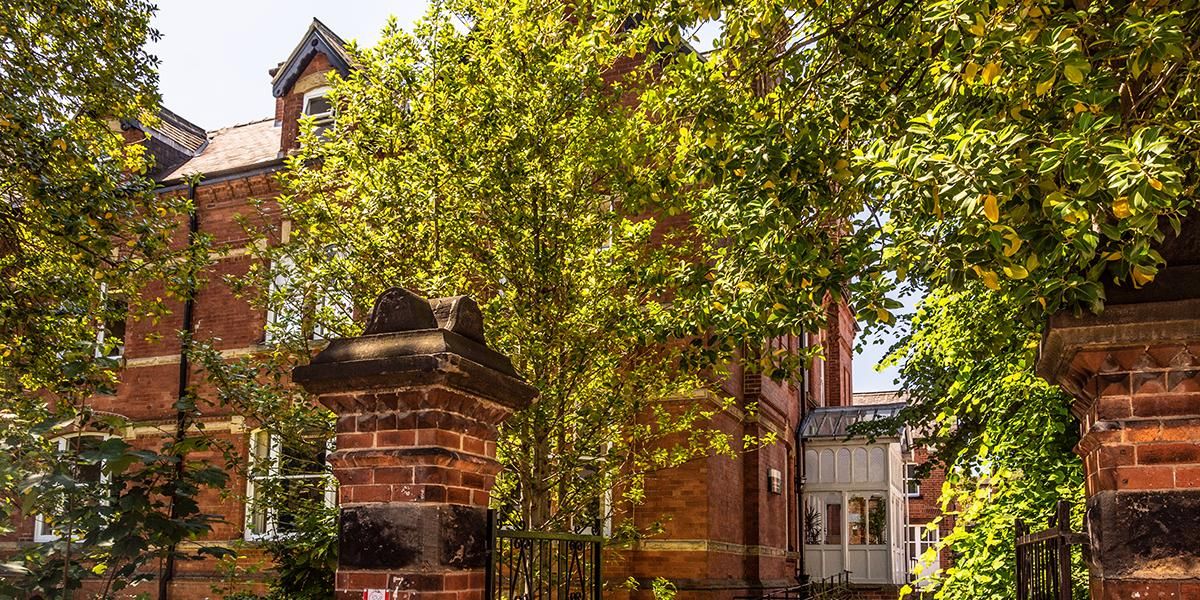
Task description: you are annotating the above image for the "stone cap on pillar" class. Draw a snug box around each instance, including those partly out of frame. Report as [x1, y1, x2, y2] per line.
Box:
[1038, 298, 1200, 397]
[292, 287, 537, 410]
[1039, 212, 1200, 395]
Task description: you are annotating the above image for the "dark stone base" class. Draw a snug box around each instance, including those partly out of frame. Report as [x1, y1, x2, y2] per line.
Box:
[1088, 489, 1200, 579]
[339, 504, 489, 570]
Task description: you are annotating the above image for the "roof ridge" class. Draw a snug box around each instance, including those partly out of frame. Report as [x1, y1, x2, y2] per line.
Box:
[270, 18, 356, 98]
[156, 107, 207, 140]
[810, 401, 907, 411]
[209, 117, 276, 135]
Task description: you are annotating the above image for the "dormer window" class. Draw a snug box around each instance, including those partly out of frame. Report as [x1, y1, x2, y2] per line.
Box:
[302, 87, 333, 126]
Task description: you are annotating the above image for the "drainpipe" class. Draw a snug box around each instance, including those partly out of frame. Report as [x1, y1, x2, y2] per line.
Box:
[796, 333, 808, 585]
[159, 180, 200, 599]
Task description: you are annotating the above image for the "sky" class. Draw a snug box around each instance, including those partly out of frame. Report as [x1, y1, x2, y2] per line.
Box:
[149, 1, 429, 129]
[150, 2, 904, 392]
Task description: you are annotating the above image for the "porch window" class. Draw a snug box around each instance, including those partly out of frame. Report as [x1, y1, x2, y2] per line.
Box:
[848, 494, 887, 545]
[245, 429, 335, 540]
[805, 492, 842, 545]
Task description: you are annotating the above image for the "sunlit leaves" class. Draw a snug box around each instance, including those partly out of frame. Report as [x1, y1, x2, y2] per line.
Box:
[270, 0, 751, 532]
[879, 289, 1086, 599]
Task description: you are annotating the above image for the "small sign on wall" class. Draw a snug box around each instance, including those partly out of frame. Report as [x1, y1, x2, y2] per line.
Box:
[364, 591, 390, 600]
[768, 468, 783, 494]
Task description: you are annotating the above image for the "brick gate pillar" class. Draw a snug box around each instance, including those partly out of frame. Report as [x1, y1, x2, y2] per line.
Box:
[294, 288, 536, 600]
[1037, 218, 1200, 599]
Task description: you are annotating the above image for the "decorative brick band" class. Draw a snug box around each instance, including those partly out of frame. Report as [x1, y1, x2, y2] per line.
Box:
[632, 538, 794, 558]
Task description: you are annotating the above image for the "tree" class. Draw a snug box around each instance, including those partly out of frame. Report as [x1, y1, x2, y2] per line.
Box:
[631, 0, 1197, 321]
[878, 288, 1086, 599]
[256, 0, 773, 534]
[621, 0, 1198, 594]
[0, 2, 231, 595]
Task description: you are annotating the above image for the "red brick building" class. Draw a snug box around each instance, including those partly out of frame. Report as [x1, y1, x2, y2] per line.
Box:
[1, 19, 950, 600]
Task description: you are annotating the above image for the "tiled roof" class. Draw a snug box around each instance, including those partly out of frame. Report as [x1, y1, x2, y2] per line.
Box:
[160, 118, 281, 182]
[800, 403, 906, 440]
[852, 390, 907, 406]
[153, 108, 208, 154]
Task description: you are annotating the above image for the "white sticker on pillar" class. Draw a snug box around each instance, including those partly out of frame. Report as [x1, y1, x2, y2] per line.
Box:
[364, 590, 390, 600]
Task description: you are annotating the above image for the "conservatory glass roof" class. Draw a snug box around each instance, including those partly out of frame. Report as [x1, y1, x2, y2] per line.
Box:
[799, 402, 906, 440]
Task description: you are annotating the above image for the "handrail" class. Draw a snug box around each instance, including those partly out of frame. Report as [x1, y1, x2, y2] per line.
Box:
[732, 570, 852, 600]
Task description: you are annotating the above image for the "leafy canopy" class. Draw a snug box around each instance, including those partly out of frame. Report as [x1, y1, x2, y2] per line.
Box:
[262, 0, 783, 531]
[630, 0, 1197, 323]
[620, 0, 1197, 594]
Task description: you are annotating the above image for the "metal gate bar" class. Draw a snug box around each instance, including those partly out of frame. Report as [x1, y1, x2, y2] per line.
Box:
[1015, 500, 1087, 600]
[486, 510, 603, 600]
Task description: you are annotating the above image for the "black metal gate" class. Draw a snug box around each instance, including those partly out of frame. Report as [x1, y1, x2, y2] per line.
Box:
[1015, 501, 1087, 600]
[486, 510, 603, 600]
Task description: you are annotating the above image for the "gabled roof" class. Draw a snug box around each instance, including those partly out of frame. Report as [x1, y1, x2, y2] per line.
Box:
[800, 402, 906, 440]
[160, 118, 281, 182]
[270, 18, 355, 98]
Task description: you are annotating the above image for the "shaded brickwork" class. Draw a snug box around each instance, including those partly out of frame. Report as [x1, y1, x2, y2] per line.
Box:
[606, 333, 810, 599]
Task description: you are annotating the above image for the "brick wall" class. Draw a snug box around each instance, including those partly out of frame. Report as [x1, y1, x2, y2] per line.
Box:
[823, 301, 856, 408]
[278, 53, 333, 152]
[612, 332, 808, 598]
[0, 167, 286, 597]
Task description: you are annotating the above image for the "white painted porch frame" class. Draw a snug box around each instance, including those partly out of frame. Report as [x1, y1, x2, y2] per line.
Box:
[802, 440, 909, 585]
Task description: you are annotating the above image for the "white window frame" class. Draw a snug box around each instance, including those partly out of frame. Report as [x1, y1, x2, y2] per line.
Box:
[302, 87, 333, 126]
[905, 462, 922, 498]
[846, 492, 888, 545]
[265, 254, 303, 344]
[906, 524, 941, 586]
[244, 429, 336, 542]
[95, 283, 126, 361]
[34, 432, 114, 543]
[311, 244, 352, 341]
[265, 246, 352, 344]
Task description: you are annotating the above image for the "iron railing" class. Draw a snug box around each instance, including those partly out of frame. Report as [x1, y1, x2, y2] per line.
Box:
[485, 510, 603, 600]
[1016, 501, 1087, 600]
[732, 570, 852, 600]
